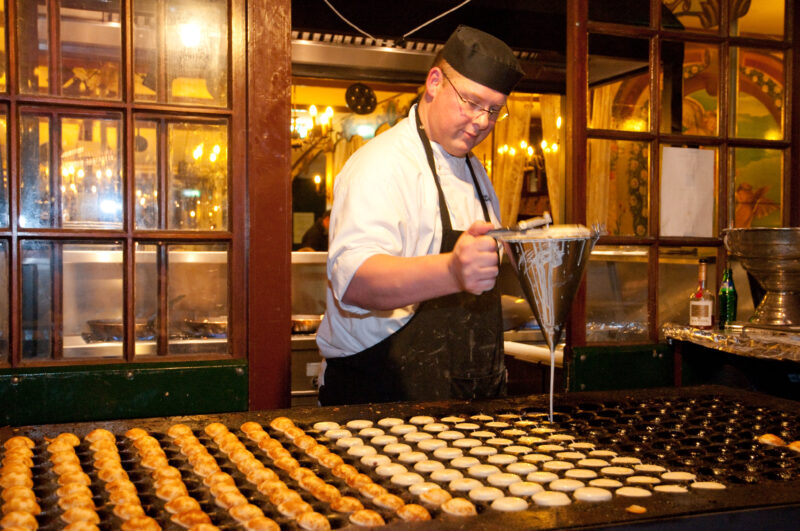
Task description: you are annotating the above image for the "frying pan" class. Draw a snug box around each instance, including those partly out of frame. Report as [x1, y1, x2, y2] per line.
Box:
[292, 314, 323, 334]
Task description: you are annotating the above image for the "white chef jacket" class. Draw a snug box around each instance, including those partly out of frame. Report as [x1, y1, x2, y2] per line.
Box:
[316, 105, 501, 359]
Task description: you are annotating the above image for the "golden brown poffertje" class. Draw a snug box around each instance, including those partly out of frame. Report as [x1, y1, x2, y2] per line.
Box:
[171, 508, 213, 527]
[440, 496, 477, 516]
[213, 490, 247, 510]
[63, 521, 101, 531]
[239, 422, 262, 436]
[396, 503, 432, 522]
[165, 495, 202, 515]
[166, 424, 194, 439]
[85, 429, 115, 443]
[1, 485, 36, 502]
[348, 509, 386, 527]
[329, 495, 364, 513]
[120, 515, 161, 531]
[1, 509, 39, 530]
[228, 502, 265, 523]
[3, 437, 35, 451]
[241, 515, 280, 531]
[269, 417, 295, 432]
[61, 506, 101, 525]
[1, 495, 41, 516]
[296, 511, 332, 531]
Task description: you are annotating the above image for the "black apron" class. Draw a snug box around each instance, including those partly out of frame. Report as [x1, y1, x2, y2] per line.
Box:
[319, 110, 505, 406]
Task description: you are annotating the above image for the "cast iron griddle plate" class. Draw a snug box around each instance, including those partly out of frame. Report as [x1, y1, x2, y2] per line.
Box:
[2, 386, 800, 530]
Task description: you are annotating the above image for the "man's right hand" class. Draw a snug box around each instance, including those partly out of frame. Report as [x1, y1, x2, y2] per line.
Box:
[449, 221, 500, 295]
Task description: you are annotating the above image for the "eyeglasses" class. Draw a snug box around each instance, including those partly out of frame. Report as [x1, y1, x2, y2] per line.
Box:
[441, 71, 508, 121]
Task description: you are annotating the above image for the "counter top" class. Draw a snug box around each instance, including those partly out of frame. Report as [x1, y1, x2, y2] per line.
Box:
[663, 322, 800, 363]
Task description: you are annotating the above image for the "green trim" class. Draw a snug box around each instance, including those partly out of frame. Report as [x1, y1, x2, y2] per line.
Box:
[0, 360, 248, 426]
[568, 344, 673, 392]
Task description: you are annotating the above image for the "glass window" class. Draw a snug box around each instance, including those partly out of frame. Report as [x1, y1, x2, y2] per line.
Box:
[63, 243, 124, 359]
[134, 243, 157, 356]
[586, 245, 650, 342]
[587, 139, 650, 236]
[730, 0, 784, 39]
[17, 0, 49, 94]
[661, 42, 719, 135]
[60, 0, 122, 100]
[662, 0, 720, 33]
[589, 35, 650, 132]
[168, 121, 228, 231]
[0, 241, 7, 364]
[20, 113, 52, 228]
[0, 1, 7, 93]
[731, 47, 784, 140]
[167, 243, 229, 356]
[134, 120, 159, 229]
[133, 0, 158, 102]
[589, 0, 650, 26]
[0, 111, 7, 227]
[60, 115, 123, 229]
[731, 147, 783, 228]
[658, 246, 717, 339]
[21, 240, 53, 360]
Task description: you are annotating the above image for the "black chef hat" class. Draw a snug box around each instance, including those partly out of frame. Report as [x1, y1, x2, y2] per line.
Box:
[441, 25, 525, 95]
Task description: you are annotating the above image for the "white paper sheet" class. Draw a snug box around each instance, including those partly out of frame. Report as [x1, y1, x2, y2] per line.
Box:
[660, 146, 715, 237]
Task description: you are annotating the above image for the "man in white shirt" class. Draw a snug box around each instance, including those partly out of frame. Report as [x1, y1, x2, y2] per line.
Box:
[317, 25, 525, 405]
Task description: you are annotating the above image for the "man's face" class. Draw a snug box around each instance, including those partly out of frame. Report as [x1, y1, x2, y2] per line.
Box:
[426, 67, 508, 157]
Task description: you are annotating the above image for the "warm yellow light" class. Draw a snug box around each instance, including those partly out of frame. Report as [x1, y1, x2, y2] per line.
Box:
[70, 183, 77, 193]
[313, 174, 322, 185]
[60, 185, 66, 193]
[189, 210, 196, 218]
[540, 140, 548, 150]
[96, 170, 102, 179]
[136, 189, 142, 197]
[62, 167, 69, 178]
[213, 205, 219, 212]
[212, 144, 221, 155]
[527, 146, 534, 157]
[77, 169, 85, 178]
[178, 22, 202, 48]
[509, 147, 516, 156]
[556, 116, 562, 129]
[139, 197, 146, 206]
[106, 168, 112, 178]
[520, 140, 528, 150]
[552, 143, 559, 152]
[209, 153, 217, 162]
[90, 185, 97, 193]
[309, 105, 318, 118]
[193, 143, 203, 160]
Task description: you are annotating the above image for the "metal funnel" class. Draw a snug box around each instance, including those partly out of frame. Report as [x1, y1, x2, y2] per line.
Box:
[497, 225, 600, 352]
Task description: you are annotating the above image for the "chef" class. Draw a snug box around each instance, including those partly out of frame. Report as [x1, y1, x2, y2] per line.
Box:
[316, 25, 525, 405]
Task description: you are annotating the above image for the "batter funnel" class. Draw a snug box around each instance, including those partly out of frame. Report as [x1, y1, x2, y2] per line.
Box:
[497, 225, 601, 353]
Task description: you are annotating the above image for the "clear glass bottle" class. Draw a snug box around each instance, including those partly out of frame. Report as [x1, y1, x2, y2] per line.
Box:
[689, 258, 714, 329]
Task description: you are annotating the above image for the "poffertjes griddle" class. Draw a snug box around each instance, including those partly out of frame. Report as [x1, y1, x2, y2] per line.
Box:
[2, 385, 800, 530]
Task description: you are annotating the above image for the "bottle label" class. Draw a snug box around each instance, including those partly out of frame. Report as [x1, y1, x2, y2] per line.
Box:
[689, 300, 713, 327]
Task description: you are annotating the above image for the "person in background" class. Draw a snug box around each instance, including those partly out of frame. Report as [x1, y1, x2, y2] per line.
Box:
[299, 210, 331, 251]
[316, 25, 525, 405]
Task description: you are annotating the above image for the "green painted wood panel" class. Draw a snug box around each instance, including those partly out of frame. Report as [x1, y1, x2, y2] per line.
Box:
[0, 360, 248, 426]
[568, 345, 673, 392]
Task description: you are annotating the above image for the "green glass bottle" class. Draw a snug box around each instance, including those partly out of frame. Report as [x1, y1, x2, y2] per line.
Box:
[718, 267, 737, 329]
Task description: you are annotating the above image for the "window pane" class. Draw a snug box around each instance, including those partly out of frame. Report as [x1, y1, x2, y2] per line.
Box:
[17, 0, 49, 94]
[133, 0, 158, 102]
[658, 246, 717, 340]
[135, 243, 157, 356]
[134, 120, 158, 229]
[60, 0, 121, 100]
[730, 0, 784, 39]
[21, 240, 53, 360]
[659, 144, 717, 237]
[589, 0, 649, 26]
[0, 241, 7, 364]
[168, 121, 228, 230]
[167, 243, 229, 356]
[61, 115, 123, 229]
[166, 0, 228, 107]
[732, 147, 783, 228]
[731, 47, 784, 140]
[64, 243, 123, 359]
[586, 245, 650, 342]
[0, 2, 7, 93]
[0, 111, 7, 226]
[661, 42, 719, 135]
[662, 0, 720, 33]
[587, 139, 649, 236]
[20, 114, 52, 228]
[589, 36, 650, 132]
